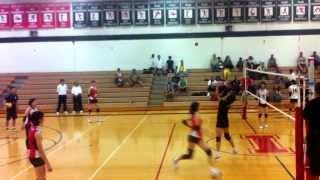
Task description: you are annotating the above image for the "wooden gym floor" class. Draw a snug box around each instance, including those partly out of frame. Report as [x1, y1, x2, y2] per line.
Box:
[0, 111, 296, 180]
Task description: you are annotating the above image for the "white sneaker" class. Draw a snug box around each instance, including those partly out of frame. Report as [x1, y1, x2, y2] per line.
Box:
[264, 124, 269, 128]
[232, 148, 238, 155]
[210, 167, 221, 178]
[172, 157, 179, 169]
[215, 152, 221, 159]
[64, 111, 68, 115]
[259, 125, 264, 129]
[80, 110, 83, 114]
[56, 112, 60, 116]
[72, 111, 76, 115]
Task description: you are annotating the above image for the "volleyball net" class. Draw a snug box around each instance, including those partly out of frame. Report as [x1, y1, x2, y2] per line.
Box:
[242, 59, 314, 180]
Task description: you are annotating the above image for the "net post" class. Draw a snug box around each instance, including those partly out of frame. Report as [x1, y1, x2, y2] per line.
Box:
[242, 59, 248, 120]
[295, 105, 304, 180]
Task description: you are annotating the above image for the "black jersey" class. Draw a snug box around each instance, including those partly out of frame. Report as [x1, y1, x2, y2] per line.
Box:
[5, 93, 19, 109]
[216, 91, 236, 128]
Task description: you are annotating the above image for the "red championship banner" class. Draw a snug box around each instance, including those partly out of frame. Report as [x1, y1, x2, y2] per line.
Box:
[0, 4, 11, 30]
[56, 3, 71, 28]
[40, 3, 56, 28]
[25, 4, 40, 29]
[11, 4, 27, 29]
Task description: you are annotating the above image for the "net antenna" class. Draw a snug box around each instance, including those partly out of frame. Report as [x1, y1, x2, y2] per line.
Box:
[242, 59, 308, 180]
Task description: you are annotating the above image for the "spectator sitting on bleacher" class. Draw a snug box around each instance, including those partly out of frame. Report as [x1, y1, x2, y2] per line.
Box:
[115, 68, 125, 87]
[311, 51, 320, 70]
[129, 69, 143, 87]
[166, 56, 175, 74]
[210, 54, 220, 72]
[207, 76, 217, 96]
[256, 62, 268, 80]
[223, 55, 234, 80]
[178, 76, 187, 93]
[217, 57, 224, 72]
[269, 85, 282, 102]
[154, 55, 164, 76]
[236, 57, 244, 71]
[178, 60, 186, 75]
[267, 54, 279, 72]
[297, 52, 308, 75]
[166, 81, 175, 100]
[71, 81, 83, 114]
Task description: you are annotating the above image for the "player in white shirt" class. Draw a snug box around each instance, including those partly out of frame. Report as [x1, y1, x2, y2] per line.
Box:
[56, 79, 68, 116]
[288, 80, 299, 112]
[71, 81, 83, 114]
[257, 82, 269, 129]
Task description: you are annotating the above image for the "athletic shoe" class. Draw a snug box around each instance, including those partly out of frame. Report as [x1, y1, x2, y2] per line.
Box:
[56, 112, 60, 116]
[64, 111, 68, 115]
[232, 148, 238, 155]
[72, 111, 76, 115]
[215, 152, 221, 159]
[264, 124, 269, 128]
[259, 125, 264, 129]
[80, 110, 83, 114]
[172, 157, 179, 169]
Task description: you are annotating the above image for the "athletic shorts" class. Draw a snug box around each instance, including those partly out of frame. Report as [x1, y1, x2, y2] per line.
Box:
[216, 118, 229, 128]
[258, 103, 267, 108]
[6, 108, 17, 120]
[89, 99, 98, 104]
[29, 157, 45, 167]
[290, 99, 298, 103]
[188, 135, 201, 144]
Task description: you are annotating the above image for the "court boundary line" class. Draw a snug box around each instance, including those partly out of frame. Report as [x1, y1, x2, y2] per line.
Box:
[275, 155, 296, 180]
[155, 122, 176, 180]
[88, 115, 148, 180]
[9, 124, 97, 180]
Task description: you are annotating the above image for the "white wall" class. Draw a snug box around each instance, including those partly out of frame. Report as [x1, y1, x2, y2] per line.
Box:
[1, 34, 320, 73]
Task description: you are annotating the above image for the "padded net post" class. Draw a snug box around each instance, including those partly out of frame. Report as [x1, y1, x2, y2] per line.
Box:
[295, 106, 304, 180]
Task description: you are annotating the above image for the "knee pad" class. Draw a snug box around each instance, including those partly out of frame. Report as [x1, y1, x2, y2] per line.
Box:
[216, 136, 221, 143]
[258, 113, 262, 118]
[96, 108, 100, 113]
[264, 114, 268, 118]
[224, 133, 231, 141]
[205, 149, 212, 156]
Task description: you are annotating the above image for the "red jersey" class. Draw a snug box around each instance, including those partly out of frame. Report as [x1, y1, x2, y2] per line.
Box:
[189, 115, 203, 139]
[241, 77, 253, 90]
[88, 86, 97, 99]
[27, 126, 40, 159]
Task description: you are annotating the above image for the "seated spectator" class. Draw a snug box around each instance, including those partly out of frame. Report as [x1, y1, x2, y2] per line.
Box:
[297, 52, 308, 75]
[154, 55, 164, 76]
[236, 57, 244, 71]
[207, 76, 217, 96]
[166, 56, 175, 74]
[223, 55, 234, 80]
[166, 81, 175, 100]
[247, 56, 256, 69]
[267, 54, 279, 72]
[311, 51, 320, 70]
[269, 86, 282, 102]
[256, 62, 268, 80]
[115, 68, 125, 87]
[129, 69, 143, 87]
[210, 54, 219, 72]
[178, 60, 186, 75]
[217, 57, 224, 71]
[178, 76, 187, 93]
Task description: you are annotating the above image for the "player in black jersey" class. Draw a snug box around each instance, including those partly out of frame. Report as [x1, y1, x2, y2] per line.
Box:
[215, 82, 237, 159]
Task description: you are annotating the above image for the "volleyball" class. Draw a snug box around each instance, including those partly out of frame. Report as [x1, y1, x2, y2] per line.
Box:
[210, 167, 221, 178]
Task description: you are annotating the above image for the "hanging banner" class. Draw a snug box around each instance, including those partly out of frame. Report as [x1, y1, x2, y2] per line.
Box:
[25, 4, 40, 29]
[11, 4, 27, 29]
[39, 3, 55, 29]
[181, 0, 196, 25]
[214, 0, 229, 24]
[197, 0, 213, 24]
[311, 0, 320, 21]
[73, 3, 88, 28]
[103, 2, 118, 26]
[134, 0, 149, 26]
[88, 2, 102, 27]
[245, 0, 260, 22]
[277, 0, 292, 22]
[119, 1, 132, 26]
[230, 0, 245, 23]
[0, 4, 11, 30]
[293, 0, 308, 21]
[261, 0, 276, 22]
[56, 3, 71, 28]
[166, 0, 181, 25]
[150, 0, 165, 25]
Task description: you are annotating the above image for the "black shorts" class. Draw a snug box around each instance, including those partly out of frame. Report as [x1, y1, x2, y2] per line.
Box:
[29, 157, 45, 167]
[307, 136, 320, 176]
[6, 108, 17, 120]
[216, 117, 229, 128]
[290, 99, 298, 103]
[258, 103, 267, 108]
[188, 135, 201, 144]
[89, 99, 98, 104]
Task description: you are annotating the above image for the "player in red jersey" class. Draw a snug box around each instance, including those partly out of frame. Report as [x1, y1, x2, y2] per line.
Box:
[173, 102, 220, 177]
[27, 111, 52, 180]
[88, 80, 101, 122]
